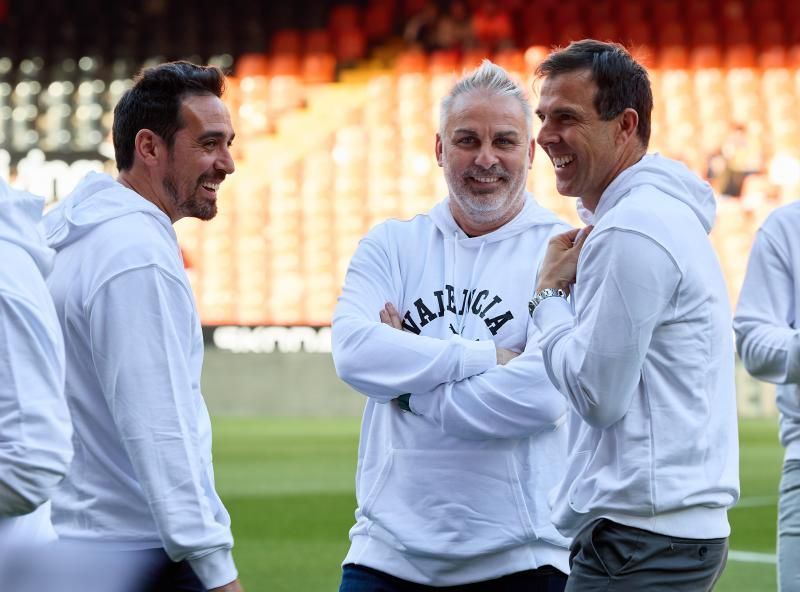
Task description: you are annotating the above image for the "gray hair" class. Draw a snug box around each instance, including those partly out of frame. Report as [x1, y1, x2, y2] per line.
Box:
[439, 60, 532, 136]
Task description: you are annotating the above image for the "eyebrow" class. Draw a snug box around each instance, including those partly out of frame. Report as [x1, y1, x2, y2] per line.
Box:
[198, 130, 235, 143]
[536, 106, 582, 118]
[452, 129, 521, 138]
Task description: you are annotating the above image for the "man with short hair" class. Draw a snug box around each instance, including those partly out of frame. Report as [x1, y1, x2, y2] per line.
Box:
[734, 201, 800, 592]
[530, 39, 740, 590]
[43, 61, 241, 592]
[332, 60, 571, 591]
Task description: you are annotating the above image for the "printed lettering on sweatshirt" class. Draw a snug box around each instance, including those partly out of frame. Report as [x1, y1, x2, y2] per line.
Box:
[401, 285, 513, 336]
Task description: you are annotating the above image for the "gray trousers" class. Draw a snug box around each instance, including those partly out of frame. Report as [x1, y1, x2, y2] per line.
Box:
[779, 459, 800, 592]
[565, 519, 728, 591]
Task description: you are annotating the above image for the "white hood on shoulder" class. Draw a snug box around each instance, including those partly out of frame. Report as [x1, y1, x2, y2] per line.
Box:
[0, 178, 54, 277]
[579, 154, 717, 233]
[41, 172, 172, 251]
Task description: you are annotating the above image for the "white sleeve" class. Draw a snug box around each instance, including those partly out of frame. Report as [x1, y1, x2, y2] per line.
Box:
[734, 227, 800, 384]
[0, 291, 72, 517]
[533, 229, 681, 429]
[88, 266, 236, 588]
[407, 333, 566, 440]
[332, 235, 497, 403]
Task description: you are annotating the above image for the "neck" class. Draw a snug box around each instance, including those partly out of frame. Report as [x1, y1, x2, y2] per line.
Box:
[117, 170, 176, 223]
[584, 148, 646, 213]
[449, 196, 524, 237]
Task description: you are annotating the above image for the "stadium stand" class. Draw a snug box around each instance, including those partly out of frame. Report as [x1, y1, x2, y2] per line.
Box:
[4, 0, 800, 324]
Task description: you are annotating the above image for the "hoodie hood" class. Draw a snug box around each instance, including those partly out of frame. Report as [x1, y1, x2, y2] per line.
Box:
[579, 154, 717, 233]
[42, 172, 173, 251]
[0, 178, 55, 277]
[429, 192, 565, 245]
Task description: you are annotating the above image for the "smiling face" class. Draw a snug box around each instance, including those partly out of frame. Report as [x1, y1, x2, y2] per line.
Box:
[161, 93, 235, 221]
[436, 90, 534, 236]
[536, 69, 631, 212]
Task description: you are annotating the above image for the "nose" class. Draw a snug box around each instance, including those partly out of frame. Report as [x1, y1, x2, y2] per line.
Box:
[474, 144, 499, 169]
[536, 118, 557, 148]
[217, 146, 235, 175]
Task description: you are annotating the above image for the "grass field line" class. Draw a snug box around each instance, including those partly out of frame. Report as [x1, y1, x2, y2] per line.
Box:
[728, 550, 777, 564]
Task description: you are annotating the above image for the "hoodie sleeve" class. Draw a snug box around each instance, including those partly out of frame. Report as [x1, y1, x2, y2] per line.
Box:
[87, 265, 236, 589]
[533, 228, 681, 429]
[406, 337, 566, 440]
[734, 226, 800, 384]
[332, 233, 497, 403]
[0, 288, 72, 517]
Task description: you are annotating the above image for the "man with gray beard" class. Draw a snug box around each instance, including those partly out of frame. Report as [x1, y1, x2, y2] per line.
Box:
[332, 60, 572, 591]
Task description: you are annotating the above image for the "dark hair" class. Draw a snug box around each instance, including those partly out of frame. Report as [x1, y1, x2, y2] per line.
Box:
[112, 61, 226, 171]
[536, 39, 653, 147]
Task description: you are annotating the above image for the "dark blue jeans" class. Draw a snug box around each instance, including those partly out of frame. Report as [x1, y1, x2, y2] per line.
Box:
[339, 563, 567, 592]
[140, 549, 205, 592]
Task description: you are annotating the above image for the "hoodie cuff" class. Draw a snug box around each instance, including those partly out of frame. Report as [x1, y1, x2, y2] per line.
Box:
[188, 548, 238, 590]
[531, 294, 574, 340]
[458, 337, 497, 380]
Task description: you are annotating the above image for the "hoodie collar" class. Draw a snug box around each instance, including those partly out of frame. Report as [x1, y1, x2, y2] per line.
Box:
[429, 192, 564, 245]
[42, 172, 175, 251]
[577, 154, 717, 233]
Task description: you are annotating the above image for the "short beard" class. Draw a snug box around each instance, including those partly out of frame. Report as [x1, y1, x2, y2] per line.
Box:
[162, 173, 217, 221]
[446, 166, 525, 225]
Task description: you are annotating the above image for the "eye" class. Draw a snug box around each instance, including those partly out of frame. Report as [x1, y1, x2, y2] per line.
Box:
[204, 139, 218, 149]
[495, 137, 513, 145]
[456, 136, 476, 145]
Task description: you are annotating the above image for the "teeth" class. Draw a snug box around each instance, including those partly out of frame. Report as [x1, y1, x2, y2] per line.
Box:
[553, 155, 575, 168]
[203, 183, 220, 192]
[473, 177, 499, 183]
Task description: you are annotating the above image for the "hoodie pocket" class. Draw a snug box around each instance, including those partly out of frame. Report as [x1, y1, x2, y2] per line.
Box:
[360, 448, 534, 558]
[565, 450, 593, 514]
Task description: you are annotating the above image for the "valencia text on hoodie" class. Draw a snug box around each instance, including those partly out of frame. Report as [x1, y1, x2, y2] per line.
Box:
[532, 154, 740, 539]
[41, 172, 236, 589]
[332, 194, 572, 586]
[0, 179, 72, 547]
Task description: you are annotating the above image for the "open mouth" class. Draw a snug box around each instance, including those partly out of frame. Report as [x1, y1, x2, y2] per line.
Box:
[471, 176, 501, 183]
[552, 155, 575, 169]
[201, 181, 221, 195]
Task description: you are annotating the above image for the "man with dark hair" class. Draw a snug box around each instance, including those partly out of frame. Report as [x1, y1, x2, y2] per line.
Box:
[529, 40, 740, 590]
[42, 61, 241, 592]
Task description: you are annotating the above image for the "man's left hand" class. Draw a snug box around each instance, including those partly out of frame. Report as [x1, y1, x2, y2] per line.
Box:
[379, 302, 403, 330]
[536, 226, 593, 295]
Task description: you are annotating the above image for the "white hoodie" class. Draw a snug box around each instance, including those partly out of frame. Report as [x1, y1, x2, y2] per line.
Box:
[332, 195, 572, 586]
[532, 154, 740, 539]
[734, 201, 800, 461]
[41, 172, 236, 589]
[0, 179, 72, 546]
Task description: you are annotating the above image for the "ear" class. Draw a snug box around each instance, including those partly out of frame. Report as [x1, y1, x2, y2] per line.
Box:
[133, 129, 166, 167]
[616, 108, 639, 145]
[527, 137, 535, 169]
[435, 133, 443, 167]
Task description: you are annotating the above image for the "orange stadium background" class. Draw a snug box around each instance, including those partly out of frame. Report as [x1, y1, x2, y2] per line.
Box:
[4, 0, 798, 331]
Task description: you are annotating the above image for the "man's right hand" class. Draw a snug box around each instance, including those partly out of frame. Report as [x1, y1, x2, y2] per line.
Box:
[210, 579, 243, 592]
[496, 347, 520, 365]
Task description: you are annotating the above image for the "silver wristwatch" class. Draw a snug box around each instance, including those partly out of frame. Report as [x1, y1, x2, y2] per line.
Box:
[528, 287, 567, 316]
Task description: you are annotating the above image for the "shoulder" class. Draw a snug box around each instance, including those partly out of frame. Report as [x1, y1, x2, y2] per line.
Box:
[363, 213, 435, 245]
[88, 212, 181, 270]
[763, 201, 800, 232]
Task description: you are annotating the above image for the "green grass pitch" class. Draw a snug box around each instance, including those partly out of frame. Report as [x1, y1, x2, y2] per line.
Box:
[211, 417, 783, 591]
